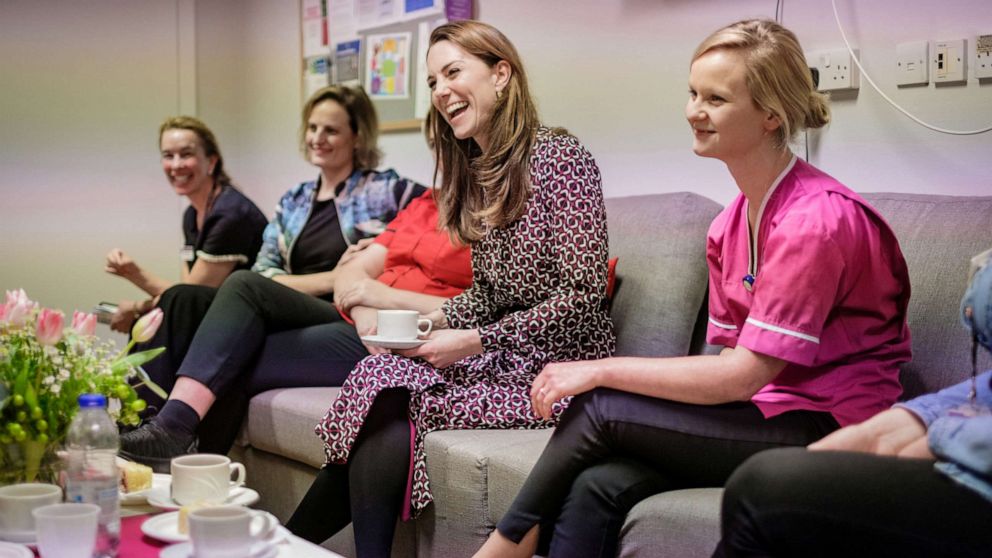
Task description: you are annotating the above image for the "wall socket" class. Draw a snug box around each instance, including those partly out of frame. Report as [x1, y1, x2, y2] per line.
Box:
[806, 49, 860, 91]
[896, 41, 929, 86]
[976, 34, 992, 80]
[933, 39, 967, 83]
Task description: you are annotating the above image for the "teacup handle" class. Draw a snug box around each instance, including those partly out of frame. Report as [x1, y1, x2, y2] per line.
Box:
[417, 318, 433, 337]
[250, 511, 279, 541]
[229, 462, 246, 488]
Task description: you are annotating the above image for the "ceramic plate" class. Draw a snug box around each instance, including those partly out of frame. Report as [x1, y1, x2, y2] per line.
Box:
[140, 511, 186, 543]
[145, 486, 260, 511]
[157, 527, 288, 558]
[360, 335, 427, 350]
[120, 473, 171, 505]
[0, 542, 32, 558]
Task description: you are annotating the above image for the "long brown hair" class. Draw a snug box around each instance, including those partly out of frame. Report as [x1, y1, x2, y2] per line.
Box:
[693, 20, 830, 149]
[159, 116, 232, 187]
[300, 85, 381, 170]
[428, 21, 540, 245]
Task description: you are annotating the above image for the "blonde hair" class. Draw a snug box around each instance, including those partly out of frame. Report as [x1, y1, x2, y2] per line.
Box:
[428, 20, 540, 245]
[693, 19, 830, 149]
[159, 116, 232, 187]
[300, 85, 381, 170]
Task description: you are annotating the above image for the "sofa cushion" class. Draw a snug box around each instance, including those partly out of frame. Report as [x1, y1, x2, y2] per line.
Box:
[862, 193, 992, 399]
[618, 488, 722, 558]
[245, 387, 340, 469]
[606, 193, 722, 358]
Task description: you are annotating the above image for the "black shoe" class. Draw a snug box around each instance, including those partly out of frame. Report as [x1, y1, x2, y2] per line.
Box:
[119, 421, 197, 473]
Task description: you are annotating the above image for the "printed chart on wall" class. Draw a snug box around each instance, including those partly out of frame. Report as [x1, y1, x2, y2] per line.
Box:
[301, 0, 474, 131]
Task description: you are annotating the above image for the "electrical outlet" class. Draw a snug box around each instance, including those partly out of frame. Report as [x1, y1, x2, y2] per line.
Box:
[933, 39, 967, 83]
[896, 41, 929, 86]
[806, 49, 860, 91]
[976, 34, 992, 80]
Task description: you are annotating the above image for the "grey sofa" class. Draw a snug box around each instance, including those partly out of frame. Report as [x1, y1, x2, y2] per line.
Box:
[231, 191, 992, 558]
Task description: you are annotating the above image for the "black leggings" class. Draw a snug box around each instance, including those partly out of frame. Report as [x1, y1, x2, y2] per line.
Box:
[714, 447, 992, 558]
[286, 388, 412, 558]
[497, 388, 839, 558]
[137, 271, 368, 452]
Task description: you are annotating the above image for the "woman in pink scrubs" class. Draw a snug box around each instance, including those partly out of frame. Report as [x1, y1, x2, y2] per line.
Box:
[475, 19, 912, 558]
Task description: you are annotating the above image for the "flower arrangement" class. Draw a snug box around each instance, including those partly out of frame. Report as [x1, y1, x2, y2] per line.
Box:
[0, 289, 167, 483]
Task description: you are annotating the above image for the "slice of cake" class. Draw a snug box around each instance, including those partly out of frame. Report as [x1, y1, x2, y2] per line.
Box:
[178, 501, 211, 534]
[118, 460, 153, 493]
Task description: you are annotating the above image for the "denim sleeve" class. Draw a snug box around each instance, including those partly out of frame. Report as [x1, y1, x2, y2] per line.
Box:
[895, 370, 992, 426]
[929, 415, 992, 477]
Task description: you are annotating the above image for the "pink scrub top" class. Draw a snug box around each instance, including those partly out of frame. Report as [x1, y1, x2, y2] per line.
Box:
[706, 156, 912, 426]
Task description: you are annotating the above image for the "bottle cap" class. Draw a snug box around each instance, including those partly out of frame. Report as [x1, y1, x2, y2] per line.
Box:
[77, 393, 108, 408]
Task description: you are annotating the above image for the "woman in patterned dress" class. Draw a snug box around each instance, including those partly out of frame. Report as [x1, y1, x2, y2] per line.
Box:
[286, 20, 615, 557]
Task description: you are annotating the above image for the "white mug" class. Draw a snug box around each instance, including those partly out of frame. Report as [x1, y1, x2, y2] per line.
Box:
[188, 505, 277, 558]
[32, 503, 99, 558]
[377, 309, 432, 340]
[0, 483, 62, 536]
[170, 454, 246, 506]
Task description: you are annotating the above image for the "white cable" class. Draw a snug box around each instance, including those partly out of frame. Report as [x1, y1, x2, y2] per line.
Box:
[830, 0, 992, 135]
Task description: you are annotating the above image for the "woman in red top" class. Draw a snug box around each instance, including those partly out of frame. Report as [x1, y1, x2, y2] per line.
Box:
[134, 189, 471, 456]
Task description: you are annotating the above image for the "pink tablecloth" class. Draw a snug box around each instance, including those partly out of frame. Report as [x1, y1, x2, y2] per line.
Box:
[119, 514, 169, 557]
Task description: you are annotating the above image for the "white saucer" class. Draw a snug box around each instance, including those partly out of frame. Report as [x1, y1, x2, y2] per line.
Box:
[0, 529, 33, 545]
[120, 472, 171, 505]
[142, 512, 282, 544]
[145, 486, 260, 511]
[361, 335, 427, 349]
[157, 527, 288, 558]
[0, 541, 32, 558]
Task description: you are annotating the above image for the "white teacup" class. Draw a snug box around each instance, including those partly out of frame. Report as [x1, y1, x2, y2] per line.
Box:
[170, 454, 246, 506]
[32, 503, 99, 558]
[188, 505, 277, 558]
[0, 482, 62, 536]
[377, 309, 432, 340]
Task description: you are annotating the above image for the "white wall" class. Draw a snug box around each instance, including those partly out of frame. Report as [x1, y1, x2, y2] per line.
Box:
[2, 0, 990, 316]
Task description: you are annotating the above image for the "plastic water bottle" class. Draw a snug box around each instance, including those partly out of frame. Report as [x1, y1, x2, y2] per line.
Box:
[65, 394, 120, 558]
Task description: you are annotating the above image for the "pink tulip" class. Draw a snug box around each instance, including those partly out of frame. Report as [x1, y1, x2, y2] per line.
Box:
[36, 308, 65, 346]
[131, 307, 164, 343]
[5, 288, 31, 307]
[3, 296, 35, 327]
[71, 311, 98, 336]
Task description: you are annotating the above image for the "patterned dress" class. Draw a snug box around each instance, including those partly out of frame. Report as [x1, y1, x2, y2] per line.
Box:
[314, 128, 617, 517]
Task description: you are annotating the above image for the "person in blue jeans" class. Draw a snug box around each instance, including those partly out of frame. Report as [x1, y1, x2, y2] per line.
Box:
[714, 251, 992, 558]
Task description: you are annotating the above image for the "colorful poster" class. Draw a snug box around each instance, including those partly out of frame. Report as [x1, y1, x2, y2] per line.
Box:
[445, 0, 473, 21]
[304, 55, 331, 98]
[365, 32, 411, 99]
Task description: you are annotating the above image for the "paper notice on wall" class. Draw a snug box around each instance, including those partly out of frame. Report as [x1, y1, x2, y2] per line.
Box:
[304, 55, 331, 98]
[414, 20, 432, 118]
[445, 0, 473, 20]
[329, 0, 359, 44]
[357, 0, 400, 31]
[366, 32, 411, 99]
[334, 40, 362, 86]
[302, 0, 329, 57]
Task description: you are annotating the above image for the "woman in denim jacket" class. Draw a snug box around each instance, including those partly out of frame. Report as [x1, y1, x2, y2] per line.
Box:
[715, 251, 992, 558]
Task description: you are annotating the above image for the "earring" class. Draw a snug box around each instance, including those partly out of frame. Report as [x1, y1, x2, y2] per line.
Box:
[496, 88, 502, 100]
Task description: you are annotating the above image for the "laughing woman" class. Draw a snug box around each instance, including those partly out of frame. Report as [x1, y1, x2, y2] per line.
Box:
[475, 19, 912, 558]
[287, 20, 615, 558]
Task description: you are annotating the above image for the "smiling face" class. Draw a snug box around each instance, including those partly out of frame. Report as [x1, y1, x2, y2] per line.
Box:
[305, 99, 357, 176]
[160, 129, 216, 198]
[685, 49, 780, 164]
[426, 40, 507, 151]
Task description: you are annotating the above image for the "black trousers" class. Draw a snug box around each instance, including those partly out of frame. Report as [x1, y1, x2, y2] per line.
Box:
[286, 388, 412, 558]
[139, 271, 369, 452]
[497, 388, 839, 558]
[714, 447, 992, 558]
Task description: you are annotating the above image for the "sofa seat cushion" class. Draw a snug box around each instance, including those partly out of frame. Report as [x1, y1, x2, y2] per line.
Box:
[618, 488, 722, 558]
[245, 387, 340, 468]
